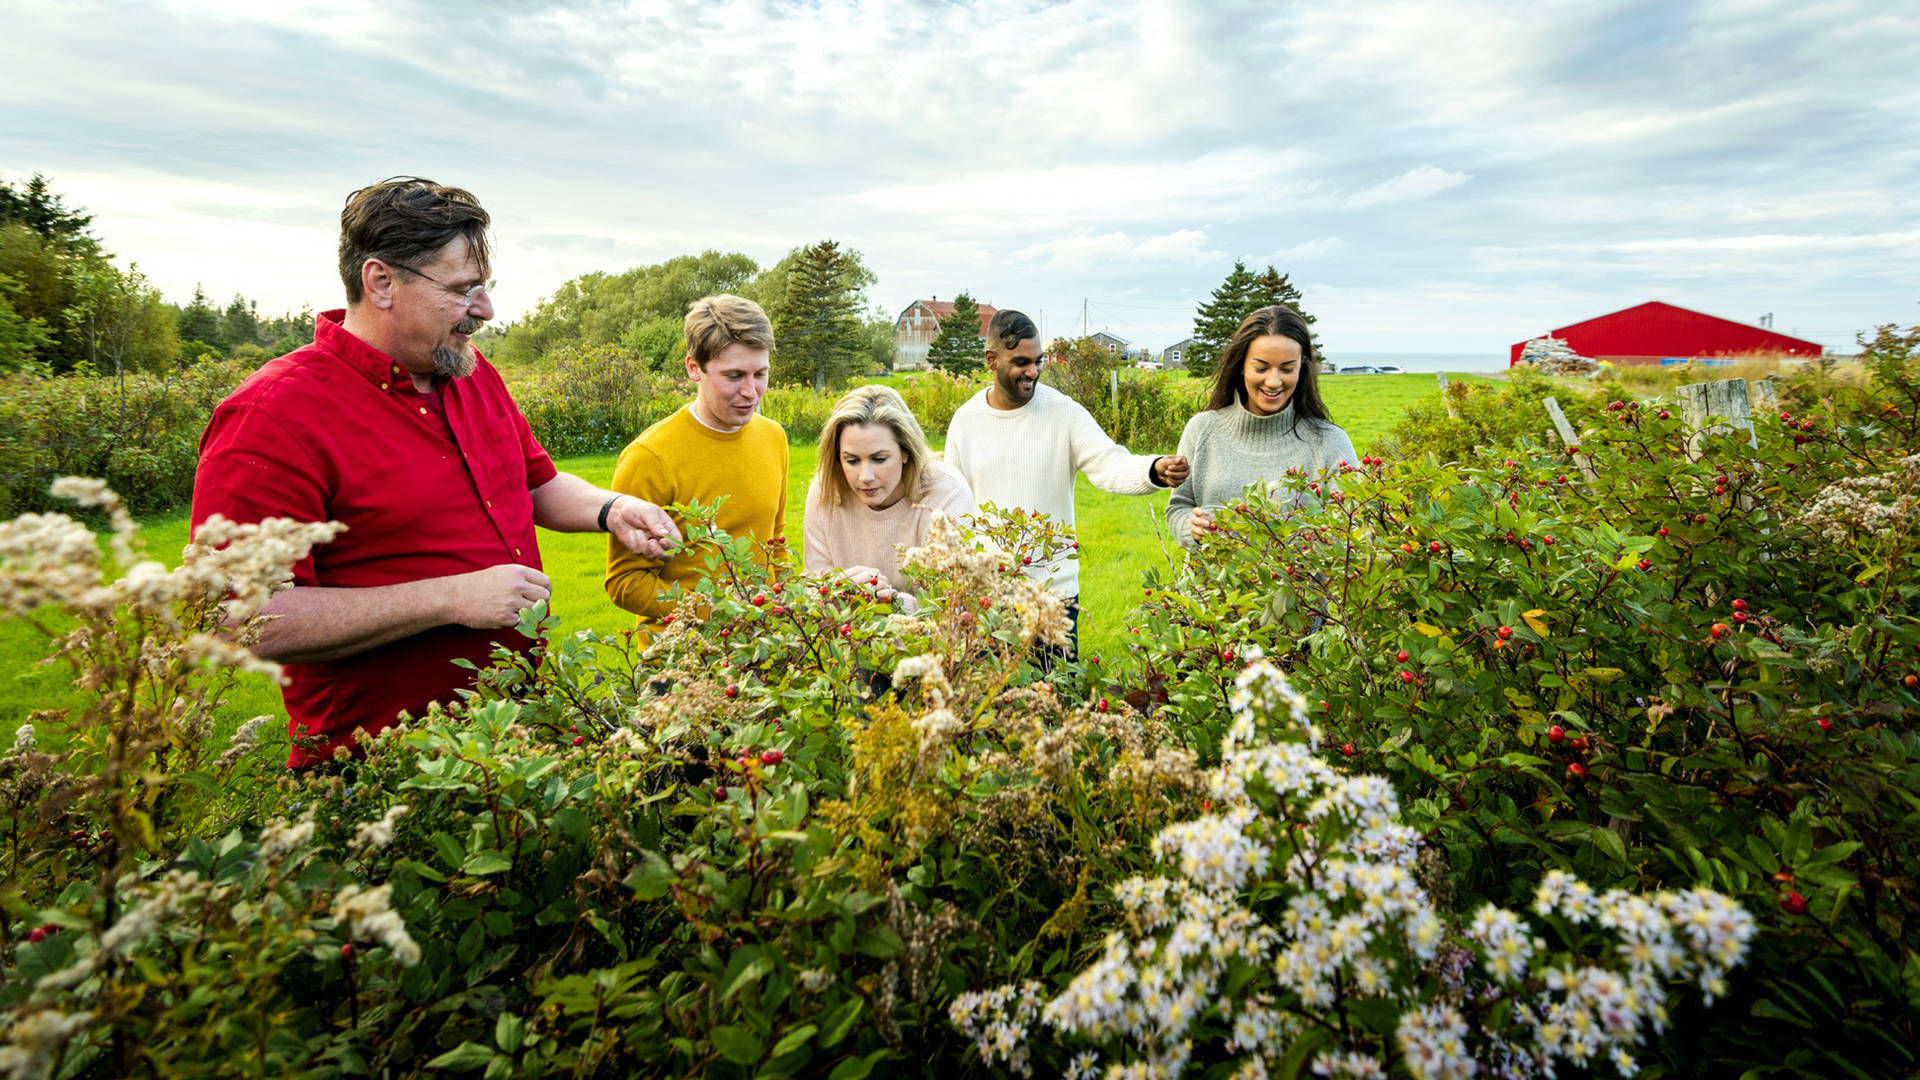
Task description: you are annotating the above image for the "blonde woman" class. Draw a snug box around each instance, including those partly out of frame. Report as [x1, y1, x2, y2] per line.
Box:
[804, 385, 974, 611]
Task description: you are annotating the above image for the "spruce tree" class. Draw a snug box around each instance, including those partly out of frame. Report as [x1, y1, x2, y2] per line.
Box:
[1250, 266, 1320, 354]
[1187, 260, 1257, 374]
[1189, 262, 1322, 373]
[926, 291, 983, 374]
[177, 285, 221, 346]
[222, 295, 259, 349]
[775, 240, 866, 391]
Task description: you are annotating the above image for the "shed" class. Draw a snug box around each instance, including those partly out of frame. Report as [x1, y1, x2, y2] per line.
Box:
[1508, 301, 1823, 367]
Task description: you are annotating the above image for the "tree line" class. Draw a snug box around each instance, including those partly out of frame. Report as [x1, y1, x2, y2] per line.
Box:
[482, 241, 895, 390]
[0, 173, 312, 376]
[918, 263, 1320, 378]
[5, 172, 1323, 389]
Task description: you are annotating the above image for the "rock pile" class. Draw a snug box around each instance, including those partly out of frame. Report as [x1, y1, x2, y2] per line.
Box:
[1516, 336, 1597, 375]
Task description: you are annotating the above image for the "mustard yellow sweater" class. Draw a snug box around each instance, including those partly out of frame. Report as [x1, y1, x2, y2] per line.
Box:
[605, 406, 788, 623]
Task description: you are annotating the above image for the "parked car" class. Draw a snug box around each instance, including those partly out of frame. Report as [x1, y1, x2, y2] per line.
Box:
[1373, 365, 1402, 374]
[1337, 365, 1378, 375]
[1135, 360, 1162, 370]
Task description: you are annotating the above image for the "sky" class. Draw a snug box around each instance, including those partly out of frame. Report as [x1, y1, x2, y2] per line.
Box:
[4, 0, 1917, 359]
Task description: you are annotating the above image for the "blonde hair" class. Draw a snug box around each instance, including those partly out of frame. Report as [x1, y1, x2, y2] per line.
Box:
[816, 385, 934, 508]
[684, 293, 774, 369]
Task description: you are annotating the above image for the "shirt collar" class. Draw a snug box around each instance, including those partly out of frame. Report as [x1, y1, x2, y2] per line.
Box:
[314, 308, 430, 391]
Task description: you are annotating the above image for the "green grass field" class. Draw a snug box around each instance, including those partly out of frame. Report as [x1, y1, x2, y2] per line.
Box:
[0, 373, 1474, 740]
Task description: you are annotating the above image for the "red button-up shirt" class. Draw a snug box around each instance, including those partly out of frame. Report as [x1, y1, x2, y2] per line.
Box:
[192, 310, 557, 767]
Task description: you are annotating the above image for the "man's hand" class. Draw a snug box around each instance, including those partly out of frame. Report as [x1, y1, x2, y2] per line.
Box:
[1189, 508, 1214, 544]
[607, 496, 683, 560]
[1154, 455, 1191, 487]
[448, 564, 553, 628]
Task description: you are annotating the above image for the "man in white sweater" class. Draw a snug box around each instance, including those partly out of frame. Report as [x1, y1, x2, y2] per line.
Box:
[945, 309, 1188, 657]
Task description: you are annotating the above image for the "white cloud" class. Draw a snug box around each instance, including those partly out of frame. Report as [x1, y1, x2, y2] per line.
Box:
[1344, 166, 1470, 210]
[1017, 229, 1223, 268]
[1, 0, 1914, 354]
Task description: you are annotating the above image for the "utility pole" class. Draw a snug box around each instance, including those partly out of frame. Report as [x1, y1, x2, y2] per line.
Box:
[1082, 298, 1088, 338]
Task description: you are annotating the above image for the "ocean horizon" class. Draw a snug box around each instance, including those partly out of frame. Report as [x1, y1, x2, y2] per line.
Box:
[1325, 351, 1509, 374]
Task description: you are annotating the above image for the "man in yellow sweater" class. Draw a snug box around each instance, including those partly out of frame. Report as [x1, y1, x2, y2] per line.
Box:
[605, 294, 788, 623]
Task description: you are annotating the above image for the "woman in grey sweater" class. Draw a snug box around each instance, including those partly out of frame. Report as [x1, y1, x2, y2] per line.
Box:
[1167, 305, 1358, 547]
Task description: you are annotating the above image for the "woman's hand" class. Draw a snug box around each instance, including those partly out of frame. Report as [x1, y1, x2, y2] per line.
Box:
[838, 566, 897, 603]
[1188, 508, 1214, 544]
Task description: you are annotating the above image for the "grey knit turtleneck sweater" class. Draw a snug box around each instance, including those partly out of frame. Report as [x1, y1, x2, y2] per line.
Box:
[1166, 400, 1358, 547]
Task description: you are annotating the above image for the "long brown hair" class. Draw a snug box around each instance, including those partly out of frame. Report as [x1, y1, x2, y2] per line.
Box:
[1206, 305, 1331, 432]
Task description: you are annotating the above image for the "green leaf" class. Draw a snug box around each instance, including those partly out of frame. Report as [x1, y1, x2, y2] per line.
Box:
[720, 946, 774, 1001]
[828, 1049, 890, 1080]
[771, 1023, 817, 1057]
[855, 924, 905, 958]
[463, 851, 513, 876]
[818, 999, 863, 1048]
[626, 850, 673, 901]
[710, 1024, 764, 1066]
[433, 832, 466, 870]
[426, 1042, 497, 1071]
[1590, 826, 1628, 866]
[494, 1013, 526, 1054]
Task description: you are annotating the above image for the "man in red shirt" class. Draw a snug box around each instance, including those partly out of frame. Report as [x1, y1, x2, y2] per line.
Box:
[192, 177, 680, 767]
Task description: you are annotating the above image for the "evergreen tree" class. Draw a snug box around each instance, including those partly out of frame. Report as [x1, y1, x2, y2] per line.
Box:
[222, 295, 260, 348]
[1187, 260, 1258, 374]
[926, 291, 984, 374]
[1249, 266, 1320, 354]
[1188, 261, 1322, 373]
[0, 173, 97, 253]
[177, 285, 221, 345]
[774, 240, 866, 391]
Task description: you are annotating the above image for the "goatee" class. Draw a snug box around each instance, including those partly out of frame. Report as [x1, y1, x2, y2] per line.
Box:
[432, 317, 485, 379]
[432, 344, 476, 380]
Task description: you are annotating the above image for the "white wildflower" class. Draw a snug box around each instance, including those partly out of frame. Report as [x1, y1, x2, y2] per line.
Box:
[259, 813, 316, 862]
[0, 1007, 95, 1080]
[352, 804, 410, 852]
[215, 715, 273, 770]
[1396, 1004, 1478, 1080]
[331, 883, 423, 966]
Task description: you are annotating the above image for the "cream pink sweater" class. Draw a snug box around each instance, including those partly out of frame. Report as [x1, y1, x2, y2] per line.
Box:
[802, 464, 975, 594]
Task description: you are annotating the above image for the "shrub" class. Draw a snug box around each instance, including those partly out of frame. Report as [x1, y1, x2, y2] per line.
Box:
[0, 360, 247, 518]
[505, 344, 687, 457]
[1123, 323, 1920, 1075]
[1, 497, 1199, 1076]
[888, 369, 979, 439]
[954, 660, 1756, 1078]
[1369, 369, 1586, 463]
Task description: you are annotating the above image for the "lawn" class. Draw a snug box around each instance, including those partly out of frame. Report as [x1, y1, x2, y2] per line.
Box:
[1, 372, 1472, 742]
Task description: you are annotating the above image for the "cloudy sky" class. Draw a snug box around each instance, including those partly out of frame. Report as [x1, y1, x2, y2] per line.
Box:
[5, 0, 1916, 357]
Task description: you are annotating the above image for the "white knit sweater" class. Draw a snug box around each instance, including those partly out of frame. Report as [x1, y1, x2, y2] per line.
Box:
[944, 383, 1164, 597]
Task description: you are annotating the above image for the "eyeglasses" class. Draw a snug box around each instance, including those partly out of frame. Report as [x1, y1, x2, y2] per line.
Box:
[389, 261, 495, 305]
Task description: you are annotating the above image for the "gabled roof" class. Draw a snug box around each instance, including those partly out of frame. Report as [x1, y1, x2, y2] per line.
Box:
[900, 298, 998, 335]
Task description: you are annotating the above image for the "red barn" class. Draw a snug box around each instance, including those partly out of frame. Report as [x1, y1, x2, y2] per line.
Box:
[1509, 301, 1824, 367]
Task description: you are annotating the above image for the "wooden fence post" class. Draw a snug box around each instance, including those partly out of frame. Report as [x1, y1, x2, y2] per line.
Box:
[1436, 372, 1459, 418]
[1751, 379, 1778, 415]
[1542, 396, 1599, 482]
[1677, 378, 1756, 461]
